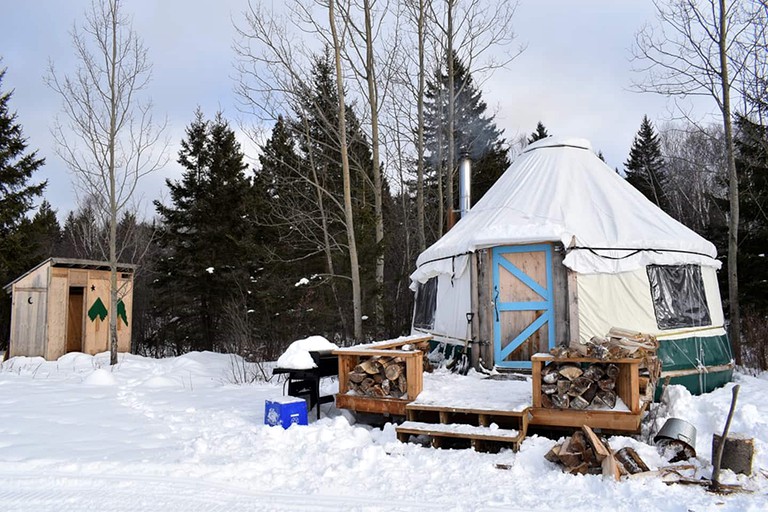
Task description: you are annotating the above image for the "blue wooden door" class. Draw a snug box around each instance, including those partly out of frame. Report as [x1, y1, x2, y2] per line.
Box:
[492, 244, 555, 369]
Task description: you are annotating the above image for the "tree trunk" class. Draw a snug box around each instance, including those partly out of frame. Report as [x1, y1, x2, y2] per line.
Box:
[363, 0, 385, 337]
[329, 0, 363, 341]
[108, 0, 119, 365]
[446, 0, 456, 230]
[719, 0, 741, 364]
[416, 0, 426, 252]
[303, 117, 349, 339]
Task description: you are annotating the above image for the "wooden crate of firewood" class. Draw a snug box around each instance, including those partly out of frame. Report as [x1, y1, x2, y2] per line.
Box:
[334, 336, 431, 416]
[530, 354, 645, 432]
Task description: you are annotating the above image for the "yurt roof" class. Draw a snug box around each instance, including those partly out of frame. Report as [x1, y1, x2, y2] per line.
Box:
[412, 136, 719, 282]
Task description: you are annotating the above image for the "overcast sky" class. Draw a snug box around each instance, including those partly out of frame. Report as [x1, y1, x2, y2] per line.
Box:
[0, 0, 715, 220]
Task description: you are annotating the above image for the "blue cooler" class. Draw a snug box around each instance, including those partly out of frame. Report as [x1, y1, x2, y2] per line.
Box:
[264, 396, 308, 428]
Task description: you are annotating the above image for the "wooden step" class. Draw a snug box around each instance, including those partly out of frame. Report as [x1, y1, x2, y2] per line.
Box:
[406, 403, 528, 417]
[397, 420, 525, 451]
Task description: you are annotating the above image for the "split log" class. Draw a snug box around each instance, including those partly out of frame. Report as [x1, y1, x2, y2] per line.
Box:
[542, 364, 560, 384]
[538, 360, 623, 411]
[570, 395, 590, 409]
[583, 364, 605, 381]
[550, 393, 570, 409]
[347, 355, 408, 398]
[556, 437, 583, 468]
[360, 359, 380, 375]
[601, 452, 623, 481]
[598, 377, 616, 391]
[593, 389, 617, 409]
[615, 447, 650, 475]
[582, 425, 610, 462]
[545, 443, 562, 463]
[582, 382, 598, 403]
[559, 365, 583, 381]
[568, 376, 593, 396]
[542, 384, 558, 395]
[385, 364, 402, 381]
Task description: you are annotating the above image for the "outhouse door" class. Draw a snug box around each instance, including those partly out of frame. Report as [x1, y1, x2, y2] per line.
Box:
[492, 244, 555, 369]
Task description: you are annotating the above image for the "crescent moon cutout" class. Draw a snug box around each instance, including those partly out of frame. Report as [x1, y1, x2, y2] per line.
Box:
[27, 297, 33, 304]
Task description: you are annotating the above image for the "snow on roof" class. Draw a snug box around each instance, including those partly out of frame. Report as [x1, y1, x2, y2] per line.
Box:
[412, 136, 718, 281]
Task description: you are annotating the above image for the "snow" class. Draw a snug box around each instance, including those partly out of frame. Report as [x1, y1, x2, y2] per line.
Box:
[1, 352, 767, 511]
[274, 335, 339, 369]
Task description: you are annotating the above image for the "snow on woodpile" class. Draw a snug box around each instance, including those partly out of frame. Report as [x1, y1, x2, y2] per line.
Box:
[275, 335, 339, 369]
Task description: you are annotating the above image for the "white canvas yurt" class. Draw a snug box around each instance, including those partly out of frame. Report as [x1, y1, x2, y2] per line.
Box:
[410, 136, 732, 393]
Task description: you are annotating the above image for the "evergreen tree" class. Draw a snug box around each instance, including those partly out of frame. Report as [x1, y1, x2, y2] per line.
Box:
[0, 67, 46, 347]
[424, 53, 510, 219]
[255, 51, 386, 344]
[154, 110, 258, 353]
[22, 200, 62, 263]
[528, 121, 550, 144]
[624, 115, 669, 210]
[733, 115, 768, 313]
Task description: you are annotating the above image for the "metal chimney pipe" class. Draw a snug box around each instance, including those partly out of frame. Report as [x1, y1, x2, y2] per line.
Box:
[458, 152, 472, 219]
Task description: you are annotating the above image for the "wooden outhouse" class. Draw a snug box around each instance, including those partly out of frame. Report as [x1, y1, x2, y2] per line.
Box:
[3, 258, 135, 360]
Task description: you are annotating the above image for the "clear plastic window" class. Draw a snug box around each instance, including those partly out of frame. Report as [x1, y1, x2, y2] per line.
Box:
[646, 265, 711, 330]
[413, 277, 438, 330]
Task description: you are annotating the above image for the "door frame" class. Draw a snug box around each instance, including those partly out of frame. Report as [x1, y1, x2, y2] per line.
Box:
[492, 244, 555, 369]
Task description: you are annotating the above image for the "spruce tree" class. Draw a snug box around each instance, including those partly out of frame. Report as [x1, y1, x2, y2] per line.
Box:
[624, 115, 669, 210]
[154, 110, 257, 353]
[0, 67, 46, 347]
[733, 115, 768, 313]
[528, 121, 550, 144]
[23, 200, 62, 263]
[424, 53, 510, 217]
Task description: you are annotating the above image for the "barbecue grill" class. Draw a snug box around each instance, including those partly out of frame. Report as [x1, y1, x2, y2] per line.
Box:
[272, 350, 338, 420]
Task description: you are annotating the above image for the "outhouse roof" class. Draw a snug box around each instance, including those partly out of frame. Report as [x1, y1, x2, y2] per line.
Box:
[3, 258, 136, 292]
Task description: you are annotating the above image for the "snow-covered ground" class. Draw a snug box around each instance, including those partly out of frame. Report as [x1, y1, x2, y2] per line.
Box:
[0, 352, 766, 511]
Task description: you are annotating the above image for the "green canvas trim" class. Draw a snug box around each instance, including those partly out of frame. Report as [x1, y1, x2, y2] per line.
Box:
[657, 333, 732, 371]
[655, 333, 733, 396]
[88, 297, 108, 322]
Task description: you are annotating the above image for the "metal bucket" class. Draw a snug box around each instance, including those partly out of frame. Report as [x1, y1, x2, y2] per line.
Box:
[654, 418, 697, 459]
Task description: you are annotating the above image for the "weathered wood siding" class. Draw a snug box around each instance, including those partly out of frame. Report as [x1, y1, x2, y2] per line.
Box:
[46, 270, 69, 360]
[9, 263, 50, 357]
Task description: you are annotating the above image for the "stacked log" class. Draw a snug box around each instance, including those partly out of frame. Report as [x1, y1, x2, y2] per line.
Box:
[347, 356, 408, 399]
[545, 426, 649, 479]
[540, 362, 619, 410]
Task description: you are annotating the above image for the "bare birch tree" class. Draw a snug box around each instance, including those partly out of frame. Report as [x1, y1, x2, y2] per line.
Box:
[429, 0, 522, 233]
[633, 0, 768, 364]
[328, 0, 364, 341]
[47, 0, 166, 364]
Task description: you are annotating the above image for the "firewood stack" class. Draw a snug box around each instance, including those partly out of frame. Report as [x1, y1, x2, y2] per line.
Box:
[540, 361, 619, 410]
[545, 426, 649, 479]
[347, 356, 408, 399]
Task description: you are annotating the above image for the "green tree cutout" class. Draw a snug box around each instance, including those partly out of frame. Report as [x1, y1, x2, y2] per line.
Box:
[88, 298, 108, 322]
[88, 298, 128, 325]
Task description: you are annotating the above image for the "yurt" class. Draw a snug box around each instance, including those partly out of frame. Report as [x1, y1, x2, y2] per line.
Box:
[410, 136, 732, 394]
